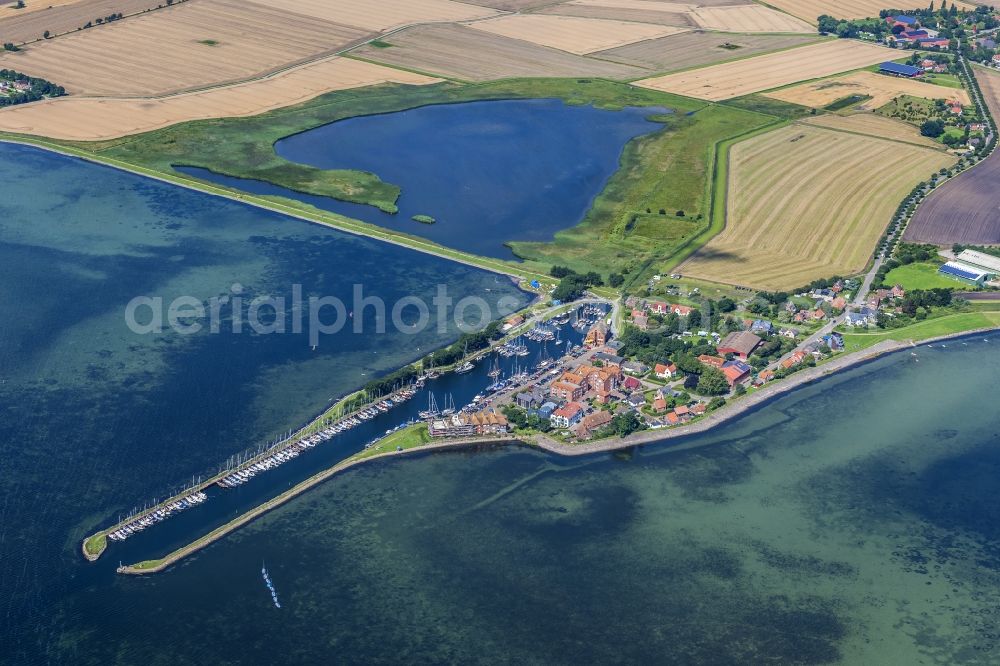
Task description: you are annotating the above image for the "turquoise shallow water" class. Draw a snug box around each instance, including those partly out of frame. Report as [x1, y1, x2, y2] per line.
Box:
[29, 332, 1000, 665]
[4, 143, 1000, 665]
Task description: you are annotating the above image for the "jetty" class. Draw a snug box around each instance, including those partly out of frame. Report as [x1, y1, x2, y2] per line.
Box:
[83, 382, 421, 562]
[86, 299, 609, 565]
[117, 435, 513, 574]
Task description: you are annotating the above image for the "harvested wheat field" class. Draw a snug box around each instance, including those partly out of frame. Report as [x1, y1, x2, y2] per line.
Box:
[800, 113, 942, 148]
[354, 23, 644, 81]
[0, 0, 79, 20]
[634, 39, 888, 101]
[766, 70, 971, 109]
[262, 0, 498, 32]
[0, 57, 441, 141]
[0, 0, 168, 44]
[904, 66, 1000, 245]
[467, 13, 687, 54]
[460, 0, 566, 9]
[0, 0, 79, 22]
[689, 5, 813, 33]
[681, 125, 956, 290]
[0, 0, 372, 96]
[978, 63, 1000, 115]
[594, 30, 819, 71]
[569, 0, 694, 9]
[763, 0, 974, 24]
[564, 0, 748, 9]
[536, 2, 694, 26]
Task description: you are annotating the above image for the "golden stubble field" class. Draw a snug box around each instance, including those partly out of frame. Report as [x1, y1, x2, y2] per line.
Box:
[799, 113, 943, 147]
[466, 13, 688, 54]
[594, 31, 820, 70]
[0, 57, 441, 140]
[0, 0, 374, 95]
[633, 39, 889, 101]
[261, 0, 499, 31]
[689, 5, 813, 33]
[765, 70, 971, 109]
[0, 0, 80, 20]
[539, 0, 811, 32]
[0, 0, 170, 44]
[353, 23, 645, 81]
[680, 124, 957, 290]
[762, 0, 975, 24]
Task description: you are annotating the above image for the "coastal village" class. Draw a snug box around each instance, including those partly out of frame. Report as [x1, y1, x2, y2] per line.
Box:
[58, 0, 1000, 600]
[423, 271, 947, 444]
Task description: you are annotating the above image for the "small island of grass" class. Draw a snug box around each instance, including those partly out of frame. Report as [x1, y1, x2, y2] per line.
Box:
[82, 533, 107, 560]
[412, 214, 436, 225]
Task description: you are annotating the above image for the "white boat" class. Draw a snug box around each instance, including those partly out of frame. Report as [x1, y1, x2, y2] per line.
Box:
[419, 392, 440, 420]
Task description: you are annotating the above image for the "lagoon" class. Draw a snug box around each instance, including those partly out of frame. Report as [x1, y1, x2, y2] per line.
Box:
[179, 99, 668, 259]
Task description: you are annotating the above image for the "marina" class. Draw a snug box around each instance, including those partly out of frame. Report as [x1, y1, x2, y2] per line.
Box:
[96, 385, 421, 552]
[86, 305, 604, 565]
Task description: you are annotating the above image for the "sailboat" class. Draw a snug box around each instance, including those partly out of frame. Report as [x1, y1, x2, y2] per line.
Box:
[535, 342, 552, 370]
[454, 343, 475, 374]
[488, 355, 501, 379]
[554, 327, 563, 346]
[441, 393, 456, 416]
[515, 336, 530, 356]
[419, 392, 440, 420]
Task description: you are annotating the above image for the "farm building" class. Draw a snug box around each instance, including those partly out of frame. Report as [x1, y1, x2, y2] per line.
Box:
[879, 62, 923, 78]
[917, 38, 950, 49]
[938, 261, 988, 285]
[956, 250, 1000, 277]
[717, 331, 762, 359]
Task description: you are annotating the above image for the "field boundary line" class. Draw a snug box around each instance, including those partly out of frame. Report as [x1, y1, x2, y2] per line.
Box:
[793, 117, 955, 151]
[603, 33, 830, 83]
[667, 115, 787, 278]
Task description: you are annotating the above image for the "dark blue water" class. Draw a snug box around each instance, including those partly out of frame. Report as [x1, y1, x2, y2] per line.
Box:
[176, 99, 668, 259]
[0, 141, 528, 659]
[5, 142, 1000, 665]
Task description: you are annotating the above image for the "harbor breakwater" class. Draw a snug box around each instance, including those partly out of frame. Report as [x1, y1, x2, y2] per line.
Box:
[113, 325, 1000, 574]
